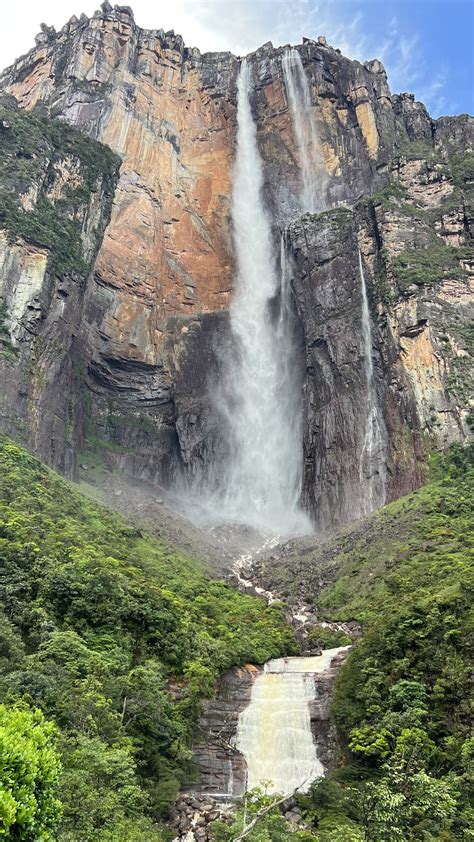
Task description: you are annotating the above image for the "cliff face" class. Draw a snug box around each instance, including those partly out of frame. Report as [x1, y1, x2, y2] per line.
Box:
[0, 4, 471, 528]
[0, 96, 119, 474]
[289, 190, 472, 528]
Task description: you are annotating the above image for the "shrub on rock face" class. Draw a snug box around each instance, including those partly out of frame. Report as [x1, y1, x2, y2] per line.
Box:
[306, 627, 352, 650]
[0, 703, 62, 840]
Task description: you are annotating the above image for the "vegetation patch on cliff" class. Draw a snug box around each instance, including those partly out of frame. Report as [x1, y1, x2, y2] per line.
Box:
[390, 241, 469, 289]
[396, 138, 439, 162]
[0, 300, 16, 359]
[308, 206, 354, 229]
[0, 102, 120, 276]
[0, 437, 296, 840]
[447, 150, 474, 190]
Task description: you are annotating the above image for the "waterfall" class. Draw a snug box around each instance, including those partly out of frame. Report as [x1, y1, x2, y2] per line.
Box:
[358, 251, 387, 515]
[213, 59, 309, 536]
[236, 649, 348, 795]
[227, 755, 234, 797]
[281, 48, 326, 213]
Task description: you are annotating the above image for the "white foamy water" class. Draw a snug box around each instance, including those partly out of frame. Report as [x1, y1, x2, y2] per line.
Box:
[282, 48, 327, 213]
[236, 648, 349, 795]
[358, 251, 387, 515]
[266, 648, 350, 674]
[213, 58, 309, 536]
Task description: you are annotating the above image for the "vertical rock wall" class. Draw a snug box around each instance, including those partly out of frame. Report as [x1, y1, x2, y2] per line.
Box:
[287, 195, 472, 529]
[0, 6, 472, 528]
[187, 664, 259, 797]
[0, 99, 119, 474]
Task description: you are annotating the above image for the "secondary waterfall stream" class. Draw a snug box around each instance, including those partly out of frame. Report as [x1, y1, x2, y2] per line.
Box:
[358, 251, 387, 514]
[282, 48, 327, 213]
[236, 649, 349, 795]
[214, 58, 309, 536]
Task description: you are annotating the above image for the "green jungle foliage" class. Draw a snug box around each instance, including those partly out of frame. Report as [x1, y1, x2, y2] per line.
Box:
[391, 242, 469, 290]
[0, 437, 296, 840]
[312, 444, 473, 840]
[211, 787, 307, 842]
[0, 104, 120, 276]
[448, 151, 474, 190]
[305, 627, 352, 650]
[0, 703, 62, 839]
[211, 445, 473, 841]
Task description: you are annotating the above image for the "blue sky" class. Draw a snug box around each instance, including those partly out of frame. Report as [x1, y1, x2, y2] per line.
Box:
[2, 0, 473, 117]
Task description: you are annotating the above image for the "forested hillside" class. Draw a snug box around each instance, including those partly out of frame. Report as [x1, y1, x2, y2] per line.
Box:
[0, 437, 295, 840]
[1, 437, 472, 841]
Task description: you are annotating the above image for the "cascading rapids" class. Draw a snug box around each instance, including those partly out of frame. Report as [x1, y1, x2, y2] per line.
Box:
[236, 649, 350, 795]
[208, 59, 310, 536]
[358, 250, 387, 514]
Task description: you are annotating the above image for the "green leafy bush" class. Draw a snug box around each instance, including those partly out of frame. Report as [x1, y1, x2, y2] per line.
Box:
[0, 703, 62, 840]
[306, 627, 352, 650]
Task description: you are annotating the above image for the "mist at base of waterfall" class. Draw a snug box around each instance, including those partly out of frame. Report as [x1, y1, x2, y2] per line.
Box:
[168, 483, 312, 544]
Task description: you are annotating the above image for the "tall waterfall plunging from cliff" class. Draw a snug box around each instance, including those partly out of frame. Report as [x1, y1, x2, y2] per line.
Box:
[236, 650, 348, 795]
[282, 48, 326, 213]
[358, 251, 387, 515]
[213, 59, 309, 536]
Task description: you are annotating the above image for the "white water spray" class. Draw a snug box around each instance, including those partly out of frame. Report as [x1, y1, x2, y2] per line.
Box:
[358, 251, 387, 514]
[236, 649, 349, 795]
[282, 48, 327, 213]
[214, 59, 309, 536]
